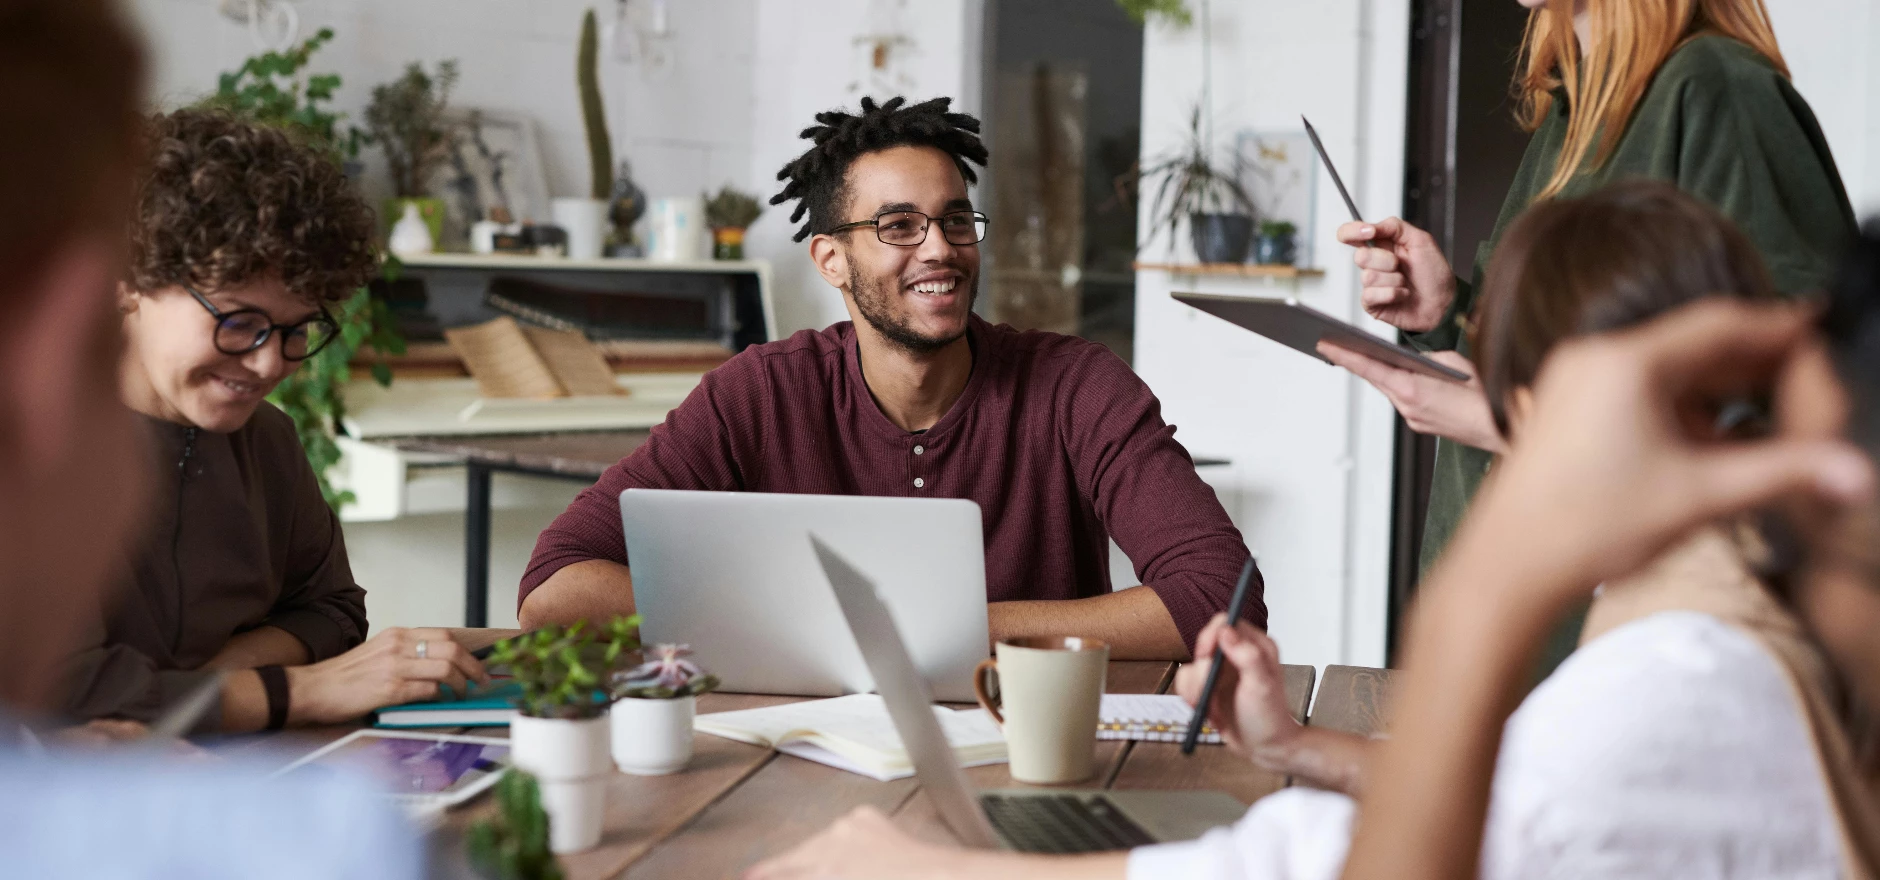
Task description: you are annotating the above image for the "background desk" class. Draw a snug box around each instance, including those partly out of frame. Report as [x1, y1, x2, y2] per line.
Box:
[231, 629, 1393, 879]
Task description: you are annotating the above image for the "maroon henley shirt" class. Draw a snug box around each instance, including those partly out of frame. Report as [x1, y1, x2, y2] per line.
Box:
[521, 314, 1264, 650]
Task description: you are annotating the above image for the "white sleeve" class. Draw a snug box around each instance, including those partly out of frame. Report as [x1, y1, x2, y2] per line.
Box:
[1480, 611, 1841, 879]
[1126, 787, 1354, 880]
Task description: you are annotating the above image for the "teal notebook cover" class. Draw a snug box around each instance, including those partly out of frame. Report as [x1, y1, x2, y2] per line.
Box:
[373, 680, 521, 728]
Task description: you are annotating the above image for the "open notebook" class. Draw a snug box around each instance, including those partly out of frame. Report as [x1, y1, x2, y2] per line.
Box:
[1097, 694, 1222, 744]
[694, 694, 1007, 781]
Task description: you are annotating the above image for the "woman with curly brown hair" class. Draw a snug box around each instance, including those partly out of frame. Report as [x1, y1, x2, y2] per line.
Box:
[61, 108, 488, 735]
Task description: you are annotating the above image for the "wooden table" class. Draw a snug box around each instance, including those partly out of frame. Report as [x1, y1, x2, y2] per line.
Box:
[234, 629, 1375, 880]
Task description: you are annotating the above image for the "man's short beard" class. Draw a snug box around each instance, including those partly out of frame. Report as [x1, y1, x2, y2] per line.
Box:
[846, 261, 976, 355]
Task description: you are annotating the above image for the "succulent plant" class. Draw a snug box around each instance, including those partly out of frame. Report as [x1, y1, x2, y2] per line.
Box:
[702, 186, 764, 230]
[613, 644, 720, 700]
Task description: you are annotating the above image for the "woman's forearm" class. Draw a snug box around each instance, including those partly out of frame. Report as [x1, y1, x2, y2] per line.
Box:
[1250, 725, 1375, 797]
[204, 625, 309, 670]
[1340, 521, 1582, 880]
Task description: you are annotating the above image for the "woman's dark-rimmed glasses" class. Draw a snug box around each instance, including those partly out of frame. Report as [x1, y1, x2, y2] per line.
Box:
[828, 210, 989, 247]
[186, 285, 339, 361]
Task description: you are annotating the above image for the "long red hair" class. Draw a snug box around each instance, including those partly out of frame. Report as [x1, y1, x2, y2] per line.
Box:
[1516, 0, 1787, 199]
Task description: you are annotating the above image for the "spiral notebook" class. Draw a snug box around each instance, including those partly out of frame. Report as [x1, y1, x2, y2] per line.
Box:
[1098, 694, 1222, 744]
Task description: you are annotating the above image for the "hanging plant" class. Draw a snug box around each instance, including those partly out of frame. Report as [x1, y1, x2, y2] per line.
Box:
[1115, 0, 1192, 27]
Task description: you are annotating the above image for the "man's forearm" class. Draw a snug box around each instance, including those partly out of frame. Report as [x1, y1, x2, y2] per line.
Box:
[518, 559, 637, 631]
[989, 586, 1187, 660]
[204, 625, 310, 671]
[1251, 725, 1374, 797]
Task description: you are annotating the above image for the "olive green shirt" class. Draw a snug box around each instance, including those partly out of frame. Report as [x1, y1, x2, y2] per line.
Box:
[1411, 35, 1856, 573]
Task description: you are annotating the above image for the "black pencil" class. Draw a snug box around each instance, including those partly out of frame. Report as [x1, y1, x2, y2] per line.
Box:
[1182, 557, 1257, 755]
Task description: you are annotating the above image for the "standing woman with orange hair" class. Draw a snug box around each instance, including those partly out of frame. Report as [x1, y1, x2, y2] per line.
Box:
[1322, 0, 1854, 586]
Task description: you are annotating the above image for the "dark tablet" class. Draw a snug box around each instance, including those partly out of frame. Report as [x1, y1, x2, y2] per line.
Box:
[1172, 291, 1470, 383]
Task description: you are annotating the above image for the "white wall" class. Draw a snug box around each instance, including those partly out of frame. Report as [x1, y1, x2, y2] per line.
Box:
[1769, 0, 1880, 217]
[123, 0, 981, 631]
[1134, 0, 1407, 670]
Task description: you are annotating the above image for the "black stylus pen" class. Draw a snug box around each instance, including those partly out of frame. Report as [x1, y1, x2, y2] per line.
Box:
[1182, 557, 1257, 755]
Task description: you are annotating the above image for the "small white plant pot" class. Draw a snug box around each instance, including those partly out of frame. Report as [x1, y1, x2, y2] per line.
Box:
[611, 695, 696, 775]
[509, 714, 611, 854]
[552, 197, 610, 261]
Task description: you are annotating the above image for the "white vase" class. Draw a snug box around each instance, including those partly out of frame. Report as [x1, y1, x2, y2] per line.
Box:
[610, 695, 696, 775]
[509, 714, 611, 854]
[388, 202, 434, 257]
[647, 196, 705, 262]
[552, 197, 610, 261]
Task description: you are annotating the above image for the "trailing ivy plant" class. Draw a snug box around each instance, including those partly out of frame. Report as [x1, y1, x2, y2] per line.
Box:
[202, 28, 406, 508]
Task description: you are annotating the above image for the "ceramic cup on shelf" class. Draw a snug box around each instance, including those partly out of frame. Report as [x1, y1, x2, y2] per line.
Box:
[647, 196, 704, 262]
[610, 695, 696, 775]
[973, 636, 1109, 784]
[552, 197, 610, 261]
[509, 714, 612, 853]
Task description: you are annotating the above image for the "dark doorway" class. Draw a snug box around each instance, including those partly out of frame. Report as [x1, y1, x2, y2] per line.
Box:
[982, 0, 1144, 362]
[1388, 0, 1533, 662]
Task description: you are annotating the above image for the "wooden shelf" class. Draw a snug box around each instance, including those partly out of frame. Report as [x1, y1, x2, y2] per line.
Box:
[1133, 262, 1326, 279]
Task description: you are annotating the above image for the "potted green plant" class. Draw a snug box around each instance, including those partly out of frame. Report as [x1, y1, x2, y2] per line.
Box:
[554, 7, 613, 260]
[487, 618, 639, 854]
[364, 59, 460, 250]
[1254, 219, 1298, 266]
[702, 186, 763, 261]
[1133, 105, 1255, 264]
[465, 771, 564, 880]
[610, 642, 720, 775]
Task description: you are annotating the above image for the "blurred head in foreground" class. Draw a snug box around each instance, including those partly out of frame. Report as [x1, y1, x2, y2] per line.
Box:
[0, 0, 148, 712]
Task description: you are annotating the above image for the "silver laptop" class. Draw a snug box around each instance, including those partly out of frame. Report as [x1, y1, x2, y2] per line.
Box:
[810, 534, 1246, 853]
[620, 489, 989, 702]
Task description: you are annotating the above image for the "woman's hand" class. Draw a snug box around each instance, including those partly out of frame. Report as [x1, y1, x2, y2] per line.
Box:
[1336, 218, 1457, 333]
[1464, 300, 1875, 593]
[286, 627, 490, 725]
[1173, 614, 1303, 762]
[1319, 342, 1508, 453]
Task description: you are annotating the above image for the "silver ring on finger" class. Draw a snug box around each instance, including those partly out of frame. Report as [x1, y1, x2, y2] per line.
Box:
[415, 639, 429, 660]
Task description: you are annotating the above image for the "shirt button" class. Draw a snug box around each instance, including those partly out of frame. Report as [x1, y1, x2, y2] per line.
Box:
[914, 445, 925, 455]
[913, 477, 925, 489]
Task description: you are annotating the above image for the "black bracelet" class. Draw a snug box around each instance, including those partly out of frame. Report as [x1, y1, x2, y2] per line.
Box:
[256, 665, 290, 731]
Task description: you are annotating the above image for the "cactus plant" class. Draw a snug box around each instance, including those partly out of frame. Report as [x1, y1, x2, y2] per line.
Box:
[578, 8, 614, 201]
[466, 771, 564, 880]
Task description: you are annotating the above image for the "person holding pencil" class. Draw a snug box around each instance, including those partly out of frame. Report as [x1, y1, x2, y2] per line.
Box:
[1321, 0, 1853, 616]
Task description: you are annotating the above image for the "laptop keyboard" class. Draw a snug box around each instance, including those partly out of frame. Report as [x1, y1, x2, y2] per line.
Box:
[980, 793, 1157, 853]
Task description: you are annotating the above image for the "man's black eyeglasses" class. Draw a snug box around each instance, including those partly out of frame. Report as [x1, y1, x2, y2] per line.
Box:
[828, 210, 989, 247]
[187, 285, 339, 361]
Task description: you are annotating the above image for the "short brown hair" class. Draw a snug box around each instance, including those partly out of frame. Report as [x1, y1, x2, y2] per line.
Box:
[1473, 180, 1779, 437]
[126, 109, 379, 304]
[0, 0, 145, 300]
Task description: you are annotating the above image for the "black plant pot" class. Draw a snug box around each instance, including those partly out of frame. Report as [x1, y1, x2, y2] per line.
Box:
[1253, 232, 1298, 266]
[1189, 213, 1254, 264]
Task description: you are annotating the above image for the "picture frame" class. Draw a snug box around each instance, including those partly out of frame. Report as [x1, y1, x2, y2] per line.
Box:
[435, 108, 552, 239]
[1235, 130, 1319, 268]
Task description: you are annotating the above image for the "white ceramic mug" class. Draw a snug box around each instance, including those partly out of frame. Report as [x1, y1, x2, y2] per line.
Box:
[973, 636, 1108, 784]
[647, 196, 704, 262]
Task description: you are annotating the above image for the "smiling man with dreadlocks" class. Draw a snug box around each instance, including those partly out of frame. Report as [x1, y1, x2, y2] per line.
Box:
[518, 96, 1262, 659]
